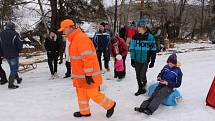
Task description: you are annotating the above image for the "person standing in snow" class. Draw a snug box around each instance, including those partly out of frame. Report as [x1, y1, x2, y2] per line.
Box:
[58, 38, 65, 64]
[119, 25, 127, 41]
[58, 19, 116, 118]
[105, 23, 114, 38]
[0, 56, 8, 85]
[0, 22, 23, 89]
[44, 29, 61, 79]
[129, 19, 157, 96]
[109, 36, 128, 79]
[93, 22, 111, 72]
[63, 38, 71, 78]
[152, 22, 162, 52]
[125, 21, 138, 46]
[134, 54, 183, 115]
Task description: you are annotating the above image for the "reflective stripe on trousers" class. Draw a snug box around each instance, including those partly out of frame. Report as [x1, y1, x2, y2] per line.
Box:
[76, 87, 115, 115]
[72, 70, 101, 79]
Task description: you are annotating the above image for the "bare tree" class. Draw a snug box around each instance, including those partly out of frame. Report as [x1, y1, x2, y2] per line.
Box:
[37, 0, 49, 34]
[119, 0, 125, 28]
[126, 0, 133, 25]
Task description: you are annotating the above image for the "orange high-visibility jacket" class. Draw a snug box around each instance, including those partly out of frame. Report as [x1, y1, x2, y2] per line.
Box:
[67, 28, 102, 89]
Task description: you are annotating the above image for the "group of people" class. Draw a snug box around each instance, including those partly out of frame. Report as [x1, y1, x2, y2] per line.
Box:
[0, 18, 183, 118]
[56, 18, 183, 117]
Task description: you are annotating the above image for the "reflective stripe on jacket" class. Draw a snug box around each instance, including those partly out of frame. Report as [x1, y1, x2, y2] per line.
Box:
[67, 28, 102, 89]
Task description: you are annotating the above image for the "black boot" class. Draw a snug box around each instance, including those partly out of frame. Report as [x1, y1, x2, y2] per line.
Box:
[0, 73, 8, 85]
[64, 74, 71, 78]
[8, 76, 19, 89]
[106, 102, 116, 118]
[15, 73, 22, 84]
[142, 108, 152, 115]
[73, 112, 91, 117]
[135, 88, 146, 96]
[134, 107, 144, 112]
[135, 82, 146, 96]
[64, 62, 71, 78]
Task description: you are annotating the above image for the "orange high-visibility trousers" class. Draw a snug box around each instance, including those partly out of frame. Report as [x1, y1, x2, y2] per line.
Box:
[76, 87, 115, 115]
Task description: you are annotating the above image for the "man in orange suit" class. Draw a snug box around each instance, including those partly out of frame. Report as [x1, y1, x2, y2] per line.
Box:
[58, 19, 116, 118]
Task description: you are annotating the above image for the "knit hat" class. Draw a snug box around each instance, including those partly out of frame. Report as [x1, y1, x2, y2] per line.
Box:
[137, 19, 146, 27]
[167, 53, 177, 65]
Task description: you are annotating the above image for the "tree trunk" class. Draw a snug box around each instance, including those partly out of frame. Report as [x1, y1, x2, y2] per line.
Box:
[125, 0, 132, 25]
[191, 19, 197, 39]
[50, 0, 58, 30]
[200, 0, 205, 36]
[140, 0, 144, 18]
[38, 0, 49, 34]
[114, 0, 118, 34]
[175, 0, 187, 38]
[119, 0, 125, 30]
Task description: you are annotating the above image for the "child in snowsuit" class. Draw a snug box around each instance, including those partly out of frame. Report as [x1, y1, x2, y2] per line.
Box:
[110, 36, 128, 79]
[0, 57, 8, 85]
[134, 53, 183, 115]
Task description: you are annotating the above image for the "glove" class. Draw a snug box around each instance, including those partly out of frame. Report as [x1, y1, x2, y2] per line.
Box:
[131, 59, 135, 68]
[149, 62, 154, 68]
[85, 76, 95, 85]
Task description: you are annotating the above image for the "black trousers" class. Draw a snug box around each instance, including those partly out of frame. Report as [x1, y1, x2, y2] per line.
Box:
[140, 84, 173, 113]
[0, 64, 7, 82]
[47, 51, 59, 75]
[114, 55, 127, 78]
[65, 61, 71, 76]
[135, 62, 148, 89]
[97, 49, 110, 70]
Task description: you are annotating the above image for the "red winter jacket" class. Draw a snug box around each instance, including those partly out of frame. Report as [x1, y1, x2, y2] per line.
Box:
[110, 37, 128, 58]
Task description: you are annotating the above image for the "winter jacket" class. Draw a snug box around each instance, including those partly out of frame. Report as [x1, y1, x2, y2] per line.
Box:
[110, 37, 128, 58]
[93, 30, 110, 51]
[44, 34, 61, 53]
[129, 32, 156, 64]
[0, 57, 2, 65]
[67, 28, 103, 89]
[158, 64, 183, 88]
[126, 26, 137, 39]
[115, 59, 124, 72]
[119, 26, 127, 41]
[0, 29, 23, 59]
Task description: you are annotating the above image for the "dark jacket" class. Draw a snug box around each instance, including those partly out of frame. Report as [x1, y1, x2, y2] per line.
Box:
[44, 34, 61, 53]
[158, 64, 183, 88]
[0, 57, 2, 65]
[0, 29, 23, 59]
[93, 30, 110, 51]
[110, 37, 128, 57]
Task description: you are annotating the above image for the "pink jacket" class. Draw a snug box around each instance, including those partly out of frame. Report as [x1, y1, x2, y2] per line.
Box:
[115, 59, 124, 72]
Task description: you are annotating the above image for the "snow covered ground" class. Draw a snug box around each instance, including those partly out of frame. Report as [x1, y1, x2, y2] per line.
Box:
[0, 42, 215, 121]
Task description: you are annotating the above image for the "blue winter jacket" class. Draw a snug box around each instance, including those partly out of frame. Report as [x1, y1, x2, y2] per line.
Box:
[158, 64, 183, 88]
[93, 30, 110, 51]
[0, 29, 23, 59]
[129, 32, 156, 63]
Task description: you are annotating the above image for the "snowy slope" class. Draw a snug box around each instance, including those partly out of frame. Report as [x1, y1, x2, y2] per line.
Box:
[0, 42, 215, 121]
